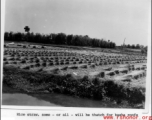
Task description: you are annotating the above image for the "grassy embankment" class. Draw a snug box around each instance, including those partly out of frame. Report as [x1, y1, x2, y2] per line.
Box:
[3, 66, 145, 108]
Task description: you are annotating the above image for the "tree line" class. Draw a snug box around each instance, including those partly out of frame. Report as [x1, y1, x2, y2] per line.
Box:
[4, 32, 116, 48]
[122, 44, 146, 49]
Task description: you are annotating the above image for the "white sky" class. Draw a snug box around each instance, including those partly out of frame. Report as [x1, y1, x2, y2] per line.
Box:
[5, 0, 151, 46]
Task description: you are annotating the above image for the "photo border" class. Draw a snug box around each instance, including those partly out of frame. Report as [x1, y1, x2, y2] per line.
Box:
[1, 0, 151, 117]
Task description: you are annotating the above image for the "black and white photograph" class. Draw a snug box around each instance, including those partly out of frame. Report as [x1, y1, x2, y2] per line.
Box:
[1, 0, 151, 110]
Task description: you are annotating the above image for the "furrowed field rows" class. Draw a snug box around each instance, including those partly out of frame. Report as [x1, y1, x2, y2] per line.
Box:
[3, 43, 147, 108]
[3, 46, 147, 91]
[3, 46, 147, 77]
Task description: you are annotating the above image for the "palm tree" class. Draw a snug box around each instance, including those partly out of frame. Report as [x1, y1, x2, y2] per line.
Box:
[24, 26, 30, 41]
[24, 26, 30, 33]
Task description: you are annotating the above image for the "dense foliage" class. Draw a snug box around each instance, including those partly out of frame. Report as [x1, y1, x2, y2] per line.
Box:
[122, 44, 147, 49]
[3, 66, 145, 107]
[4, 32, 116, 48]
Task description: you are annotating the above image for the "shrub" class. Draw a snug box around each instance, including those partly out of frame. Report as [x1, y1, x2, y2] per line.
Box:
[42, 62, 47, 67]
[90, 64, 95, 68]
[70, 59, 74, 62]
[55, 62, 60, 65]
[35, 63, 40, 67]
[23, 45, 26, 48]
[141, 67, 145, 70]
[143, 72, 146, 77]
[4, 52, 8, 55]
[4, 44, 7, 48]
[17, 44, 22, 46]
[115, 70, 119, 74]
[12, 61, 17, 64]
[88, 62, 91, 65]
[107, 71, 115, 76]
[61, 66, 68, 70]
[120, 70, 128, 74]
[134, 75, 139, 79]
[104, 67, 112, 71]
[60, 62, 64, 65]
[30, 65, 34, 68]
[33, 46, 36, 48]
[43, 59, 47, 62]
[92, 78, 102, 85]
[98, 72, 105, 78]
[112, 62, 116, 65]
[80, 76, 90, 85]
[4, 61, 9, 64]
[16, 57, 21, 61]
[23, 66, 30, 70]
[69, 66, 78, 69]
[91, 85, 104, 100]
[52, 85, 63, 93]
[41, 46, 45, 48]
[75, 58, 79, 61]
[38, 68, 43, 72]
[105, 62, 109, 65]
[126, 87, 145, 104]
[3, 58, 7, 61]
[80, 65, 87, 69]
[136, 67, 141, 70]
[103, 80, 126, 100]
[99, 62, 103, 66]
[51, 68, 60, 74]
[73, 62, 77, 64]
[65, 59, 69, 62]
[128, 67, 132, 71]
[9, 57, 15, 61]
[35, 59, 40, 63]
[122, 78, 131, 82]
[21, 60, 26, 63]
[49, 62, 54, 66]
[139, 74, 143, 77]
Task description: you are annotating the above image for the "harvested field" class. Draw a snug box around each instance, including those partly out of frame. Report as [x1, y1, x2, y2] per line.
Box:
[2, 43, 147, 108]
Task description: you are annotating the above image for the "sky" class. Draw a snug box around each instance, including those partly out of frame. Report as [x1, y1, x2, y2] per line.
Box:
[4, 0, 151, 46]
